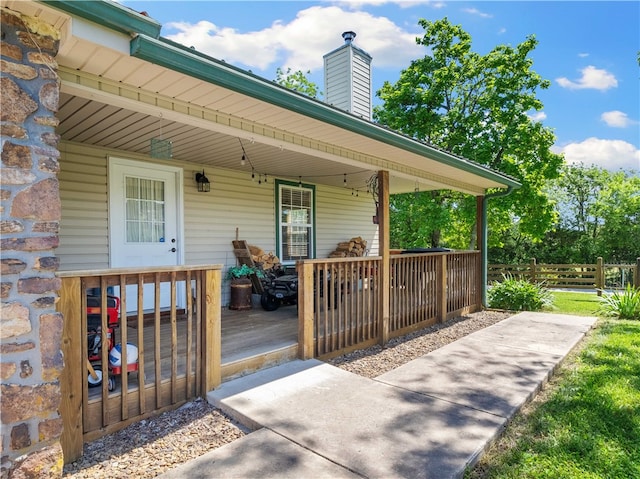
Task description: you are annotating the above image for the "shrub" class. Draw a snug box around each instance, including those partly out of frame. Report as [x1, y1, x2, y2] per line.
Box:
[598, 284, 640, 320]
[488, 275, 553, 311]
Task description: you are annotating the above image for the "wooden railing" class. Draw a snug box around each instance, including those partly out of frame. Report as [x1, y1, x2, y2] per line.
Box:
[488, 258, 640, 293]
[57, 265, 222, 463]
[298, 251, 482, 359]
[297, 257, 381, 358]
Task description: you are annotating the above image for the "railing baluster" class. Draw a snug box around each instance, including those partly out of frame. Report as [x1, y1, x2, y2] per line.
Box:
[170, 271, 178, 405]
[154, 273, 162, 409]
[185, 271, 193, 398]
[137, 274, 146, 415]
[119, 274, 128, 421]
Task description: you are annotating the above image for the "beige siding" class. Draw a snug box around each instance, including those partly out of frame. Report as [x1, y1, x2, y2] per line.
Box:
[316, 185, 379, 257]
[58, 143, 110, 270]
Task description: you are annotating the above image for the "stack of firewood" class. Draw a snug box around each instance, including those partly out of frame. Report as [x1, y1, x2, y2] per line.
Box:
[248, 245, 281, 270]
[328, 236, 368, 258]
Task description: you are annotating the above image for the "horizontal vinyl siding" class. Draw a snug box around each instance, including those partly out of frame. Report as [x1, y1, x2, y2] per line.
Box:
[315, 185, 379, 257]
[184, 168, 276, 268]
[58, 143, 110, 270]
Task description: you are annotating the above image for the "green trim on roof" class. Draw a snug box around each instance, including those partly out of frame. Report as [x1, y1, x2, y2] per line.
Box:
[40, 0, 161, 38]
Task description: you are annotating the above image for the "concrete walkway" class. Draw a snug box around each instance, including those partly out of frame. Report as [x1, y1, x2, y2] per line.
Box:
[159, 312, 596, 479]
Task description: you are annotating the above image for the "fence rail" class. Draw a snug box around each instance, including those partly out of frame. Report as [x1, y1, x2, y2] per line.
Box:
[488, 258, 639, 292]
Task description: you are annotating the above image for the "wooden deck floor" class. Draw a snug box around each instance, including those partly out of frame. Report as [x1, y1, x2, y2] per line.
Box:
[221, 304, 298, 363]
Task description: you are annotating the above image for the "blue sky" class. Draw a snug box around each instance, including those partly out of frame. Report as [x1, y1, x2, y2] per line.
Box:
[122, 1, 640, 172]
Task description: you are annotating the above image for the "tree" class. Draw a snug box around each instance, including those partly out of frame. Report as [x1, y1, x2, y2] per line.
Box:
[489, 165, 640, 264]
[553, 165, 639, 263]
[274, 67, 321, 99]
[374, 18, 563, 248]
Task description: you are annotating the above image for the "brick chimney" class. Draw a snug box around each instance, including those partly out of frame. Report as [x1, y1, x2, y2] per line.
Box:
[323, 31, 373, 120]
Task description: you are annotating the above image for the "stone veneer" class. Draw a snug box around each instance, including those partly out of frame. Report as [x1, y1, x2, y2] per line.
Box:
[1, 7, 64, 478]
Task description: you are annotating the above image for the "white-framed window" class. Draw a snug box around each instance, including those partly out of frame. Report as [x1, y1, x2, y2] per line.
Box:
[276, 180, 315, 263]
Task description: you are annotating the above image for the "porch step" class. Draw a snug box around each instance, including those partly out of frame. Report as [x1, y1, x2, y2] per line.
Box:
[221, 344, 298, 382]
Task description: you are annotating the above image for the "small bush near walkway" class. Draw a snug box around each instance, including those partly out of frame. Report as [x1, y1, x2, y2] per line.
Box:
[488, 276, 553, 311]
[466, 318, 640, 479]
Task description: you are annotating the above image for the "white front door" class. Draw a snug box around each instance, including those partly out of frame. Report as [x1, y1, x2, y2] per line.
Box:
[109, 157, 184, 312]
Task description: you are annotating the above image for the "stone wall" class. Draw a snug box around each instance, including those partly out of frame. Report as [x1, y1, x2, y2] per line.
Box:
[1, 7, 63, 478]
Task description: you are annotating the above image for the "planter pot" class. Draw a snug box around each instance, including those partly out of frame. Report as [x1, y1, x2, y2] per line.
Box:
[229, 279, 252, 310]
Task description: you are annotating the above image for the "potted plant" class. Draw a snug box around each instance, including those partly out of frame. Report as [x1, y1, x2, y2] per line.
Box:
[226, 264, 263, 310]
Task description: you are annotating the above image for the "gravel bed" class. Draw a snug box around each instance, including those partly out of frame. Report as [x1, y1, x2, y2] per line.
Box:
[63, 310, 511, 478]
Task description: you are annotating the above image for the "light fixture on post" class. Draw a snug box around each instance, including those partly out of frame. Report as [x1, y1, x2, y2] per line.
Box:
[195, 170, 210, 192]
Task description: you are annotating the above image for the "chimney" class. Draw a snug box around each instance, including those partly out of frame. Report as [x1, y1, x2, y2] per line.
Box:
[323, 31, 373, 120]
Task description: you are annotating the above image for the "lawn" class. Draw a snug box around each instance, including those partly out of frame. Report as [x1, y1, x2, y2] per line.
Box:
[466, 317, 640, 479]
[550, 291, 602, 316]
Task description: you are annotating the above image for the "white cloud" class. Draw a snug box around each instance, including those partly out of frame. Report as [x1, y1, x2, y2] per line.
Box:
[164, 6, 423, 74]
[601, 110, 636, 128]
[498, 27, 507, 35]
[578, 53, 589, 58]
[462, 7, 493, 18]
[556, 65, 618, 91]
[559, 138, 640, 171]
[528, 111, 547, 122]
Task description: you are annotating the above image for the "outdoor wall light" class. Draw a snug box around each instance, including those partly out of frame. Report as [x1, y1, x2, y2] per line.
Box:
[195, 170, 211, 192]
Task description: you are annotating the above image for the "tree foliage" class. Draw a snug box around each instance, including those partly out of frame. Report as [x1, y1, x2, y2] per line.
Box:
[274, 67, 321, 99]
[375, 18, 563, 248]
[489, 165, 640, 263]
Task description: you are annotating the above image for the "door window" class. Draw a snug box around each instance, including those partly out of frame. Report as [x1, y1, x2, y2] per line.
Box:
[125, 177, 166, 243]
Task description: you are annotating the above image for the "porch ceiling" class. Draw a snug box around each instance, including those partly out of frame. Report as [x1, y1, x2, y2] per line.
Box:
[7, 0, 520, 196]
[57, 90, 382, 192]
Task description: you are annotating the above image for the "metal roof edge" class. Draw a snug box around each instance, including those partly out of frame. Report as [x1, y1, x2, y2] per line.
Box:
[39, 0, 161, 38]
[131, 34, 521, 190]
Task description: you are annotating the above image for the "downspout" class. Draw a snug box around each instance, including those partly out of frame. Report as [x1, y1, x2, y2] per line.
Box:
[481, 186, 516, 307]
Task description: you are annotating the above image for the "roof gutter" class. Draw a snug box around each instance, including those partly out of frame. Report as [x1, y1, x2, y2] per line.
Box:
[481, 186, 518, 307]
[40, 0, 161, 38]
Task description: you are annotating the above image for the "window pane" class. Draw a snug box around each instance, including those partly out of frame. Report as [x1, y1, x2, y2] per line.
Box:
[279, 184, 313, 261]
[281, 225, 309, 260]
[125, 176, 166, 243]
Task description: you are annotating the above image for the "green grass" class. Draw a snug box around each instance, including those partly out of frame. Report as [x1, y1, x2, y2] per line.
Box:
[466, 318, 640, 479]
[550, 291, 602, 316]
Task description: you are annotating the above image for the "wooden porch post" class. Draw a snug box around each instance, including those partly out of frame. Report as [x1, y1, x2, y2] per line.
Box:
[58, 277, 83, 463]
[201, 268, 221, 392]
[378, 170, 390, 345]
[297, 261, 315, 359]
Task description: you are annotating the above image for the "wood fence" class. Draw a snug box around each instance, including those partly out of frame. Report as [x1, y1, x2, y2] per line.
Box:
[488, 257, 640, 294]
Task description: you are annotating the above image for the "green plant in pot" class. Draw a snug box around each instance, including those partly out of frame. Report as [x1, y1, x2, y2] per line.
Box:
[226, 264, 263, 284]
[226, 264, 263, 310]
